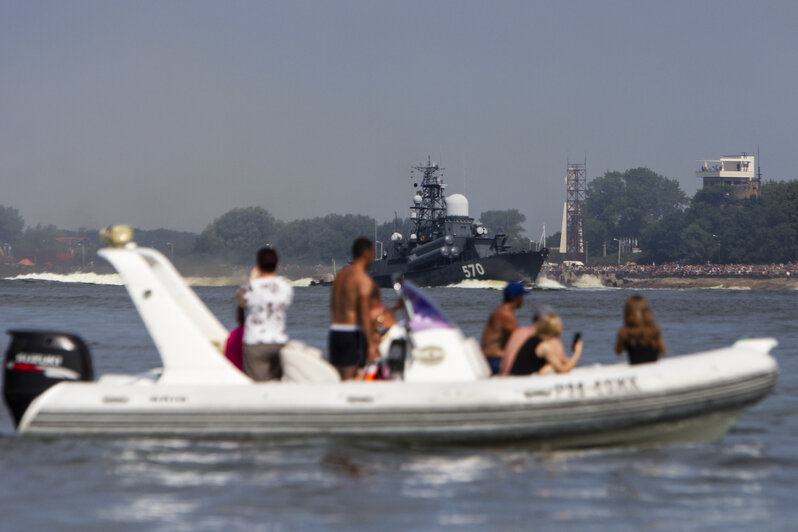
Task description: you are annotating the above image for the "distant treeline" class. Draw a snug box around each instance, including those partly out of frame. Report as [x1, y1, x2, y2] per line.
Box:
[191, 207, 531, 265]
[0, 208, 196, 268]
[547, 168, 798, 265]
[5, 168, 793, 269]
[0, 203, 530, 268]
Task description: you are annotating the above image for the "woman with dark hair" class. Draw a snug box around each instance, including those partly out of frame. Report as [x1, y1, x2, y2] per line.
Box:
[615, 295, 666, 365]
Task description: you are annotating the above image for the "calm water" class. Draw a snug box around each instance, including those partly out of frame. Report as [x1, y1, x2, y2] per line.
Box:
[0, 279, 795, 530]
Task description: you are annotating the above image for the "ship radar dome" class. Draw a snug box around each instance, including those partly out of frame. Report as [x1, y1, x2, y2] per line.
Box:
[446, 194, 469, 217]
[391, 232, 403, 242]
[413, 194, 422, 204]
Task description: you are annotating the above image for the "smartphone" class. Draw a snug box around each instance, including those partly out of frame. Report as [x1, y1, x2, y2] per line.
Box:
[572, 332, 582, 350]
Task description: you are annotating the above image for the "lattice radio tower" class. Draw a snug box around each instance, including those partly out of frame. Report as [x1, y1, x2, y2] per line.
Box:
[565, 160, 587, 262]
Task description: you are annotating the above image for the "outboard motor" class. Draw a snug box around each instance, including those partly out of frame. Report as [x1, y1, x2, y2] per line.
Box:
[3, 330, 94, 427]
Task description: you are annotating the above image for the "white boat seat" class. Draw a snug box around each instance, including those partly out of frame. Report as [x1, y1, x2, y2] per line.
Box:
[280, 341, 341, 383]
[97, 372, 159, 386]
[462, 337, 492, 379]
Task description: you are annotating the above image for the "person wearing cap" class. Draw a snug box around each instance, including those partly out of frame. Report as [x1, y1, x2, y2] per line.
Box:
[499, 304, 553, 375]
[480, 281, 529, 374]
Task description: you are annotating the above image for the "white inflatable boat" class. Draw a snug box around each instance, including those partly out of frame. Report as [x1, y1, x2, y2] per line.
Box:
[2, 227, 778, 448]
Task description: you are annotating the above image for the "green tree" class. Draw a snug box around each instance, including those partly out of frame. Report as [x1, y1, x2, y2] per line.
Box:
[193, 207, 280, 263]
[136, 228, 198, 258]
[275, 213, 376, 264]
[586, 168, 688, 258]
[640, 212, 687, 264]
[479, 209, 527, 248]
[641, 180, 798, 264]
[680, 222, 716, 264]
[0, 204, 24, 244]
[726, 181, 798, 263]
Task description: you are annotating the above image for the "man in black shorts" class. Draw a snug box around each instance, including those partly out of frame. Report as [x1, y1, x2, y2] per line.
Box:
[328, 324, 368, 370]
[328, 237, 377, 380]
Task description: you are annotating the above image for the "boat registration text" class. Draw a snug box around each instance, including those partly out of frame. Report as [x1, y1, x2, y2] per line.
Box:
[553, 376, 640, 399]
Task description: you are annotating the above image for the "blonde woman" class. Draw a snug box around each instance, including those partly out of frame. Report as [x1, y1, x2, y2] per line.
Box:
[502, 313, 582, 376]
[615, 295, 665, 365]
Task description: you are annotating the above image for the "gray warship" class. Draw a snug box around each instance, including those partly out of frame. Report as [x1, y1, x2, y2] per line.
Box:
[370, 157, 548, 287]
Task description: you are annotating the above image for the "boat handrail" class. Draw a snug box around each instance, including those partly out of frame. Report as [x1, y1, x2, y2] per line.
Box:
[99, 245, 250, 385]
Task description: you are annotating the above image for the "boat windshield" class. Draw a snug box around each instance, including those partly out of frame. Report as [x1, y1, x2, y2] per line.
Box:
[399, 281, 455, 331]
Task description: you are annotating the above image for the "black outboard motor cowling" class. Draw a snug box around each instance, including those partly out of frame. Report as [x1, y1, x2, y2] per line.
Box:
[3, 330, 94, 427]
[386, 338, 408, 377]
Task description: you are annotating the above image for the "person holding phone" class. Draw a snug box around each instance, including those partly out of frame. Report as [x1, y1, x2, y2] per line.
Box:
[502, 312, 583, 376]
[500, 304, 554, 374]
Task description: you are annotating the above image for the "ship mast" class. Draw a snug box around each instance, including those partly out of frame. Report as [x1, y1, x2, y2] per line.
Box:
[409, 156, 447, 240]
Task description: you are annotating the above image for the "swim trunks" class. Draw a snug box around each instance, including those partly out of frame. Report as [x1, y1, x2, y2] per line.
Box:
[328, 325, 367, 369]
[486, 356, 502, 375]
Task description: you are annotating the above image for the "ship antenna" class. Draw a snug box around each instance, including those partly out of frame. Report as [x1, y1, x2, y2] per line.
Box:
[463, 154, 467, 195]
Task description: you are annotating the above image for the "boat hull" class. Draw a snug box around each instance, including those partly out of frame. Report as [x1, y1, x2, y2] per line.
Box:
[17, 346, 778, 449]
[370, 250, 547, 288]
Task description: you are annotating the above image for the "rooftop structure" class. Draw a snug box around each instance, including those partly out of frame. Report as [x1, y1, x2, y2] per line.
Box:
[696, 154, 760, 198]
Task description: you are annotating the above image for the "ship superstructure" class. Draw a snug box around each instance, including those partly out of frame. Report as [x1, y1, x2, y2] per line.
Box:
[370, 157, 547, 287]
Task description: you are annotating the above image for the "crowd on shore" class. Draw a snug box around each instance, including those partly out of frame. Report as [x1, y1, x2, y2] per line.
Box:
[545, 262, 797, 278]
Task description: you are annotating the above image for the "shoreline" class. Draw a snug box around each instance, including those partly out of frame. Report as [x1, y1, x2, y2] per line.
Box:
[0, 261, 332, 284]
[4, 263, 797, 290]
[545, 270, 798, 290]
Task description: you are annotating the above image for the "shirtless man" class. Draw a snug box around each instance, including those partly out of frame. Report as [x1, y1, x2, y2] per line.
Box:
[328, 237, 377, 380]
[481, 281, 529, 374]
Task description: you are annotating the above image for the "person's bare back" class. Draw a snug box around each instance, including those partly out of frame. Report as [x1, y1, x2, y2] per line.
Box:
[328, 238, 377, 379]
[330, 264, 372, 327]
[481, 304, 518, 357]
[480, 282, 528, 374]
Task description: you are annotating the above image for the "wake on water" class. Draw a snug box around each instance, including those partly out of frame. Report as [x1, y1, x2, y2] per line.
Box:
[571, 274, 608, 289]
[444, 274, 597, 291]
[534, 274, 567, 290]
[4, 272, 125, 286]
[445, 276, 571, 290]
[445, 279, 507, 290]
[4, 272, 322, 288]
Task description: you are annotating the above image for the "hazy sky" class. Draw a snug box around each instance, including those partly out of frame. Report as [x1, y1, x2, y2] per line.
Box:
[2, 1, 796, 235]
